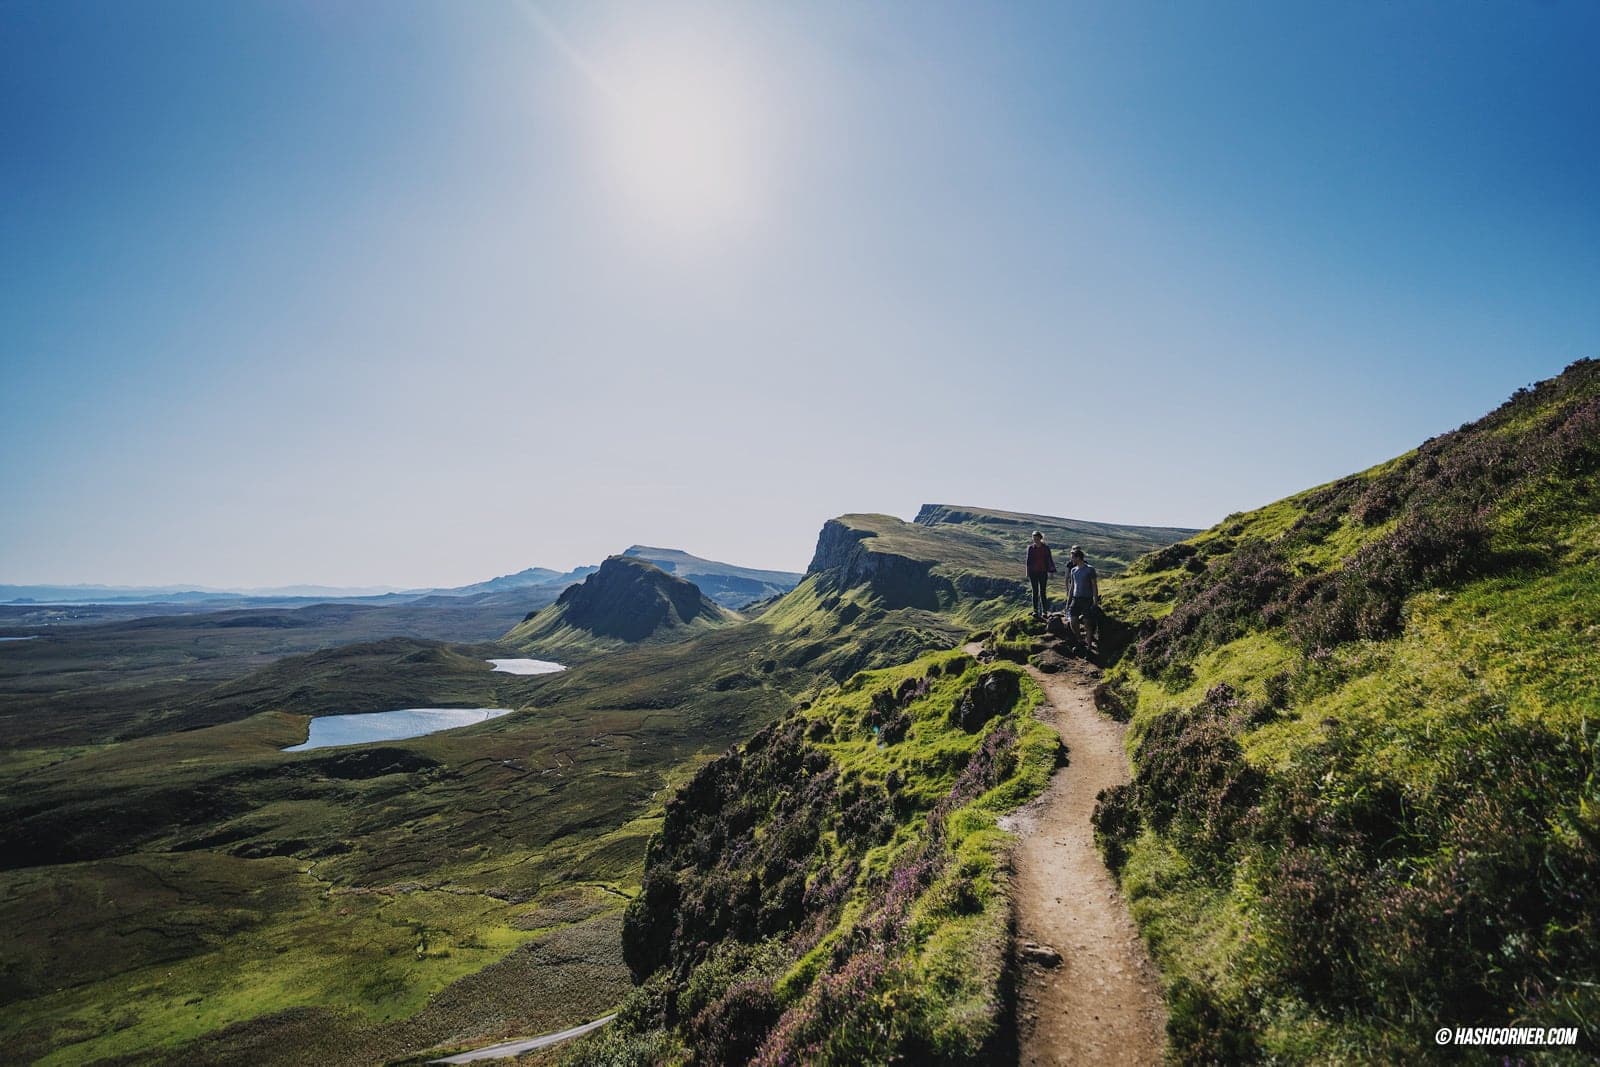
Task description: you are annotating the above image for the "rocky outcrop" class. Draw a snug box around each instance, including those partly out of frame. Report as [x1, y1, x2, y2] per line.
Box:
[805, 519, 949, 610]
[955, 572, 1026, 601]
[544, 556, 727, 642]
[805, 519, 874, 577]
[950, 669, 1022, 732]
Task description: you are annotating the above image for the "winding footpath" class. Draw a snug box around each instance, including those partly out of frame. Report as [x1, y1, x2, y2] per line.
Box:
[428, 1014, 614, 1063]
[991, 646, 1167, 1065]
[435, 649, 1159, 1065]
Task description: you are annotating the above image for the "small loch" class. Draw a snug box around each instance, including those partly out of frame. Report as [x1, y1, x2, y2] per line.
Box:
[284, 707, 513, 752]
[487, 658, 566, 676]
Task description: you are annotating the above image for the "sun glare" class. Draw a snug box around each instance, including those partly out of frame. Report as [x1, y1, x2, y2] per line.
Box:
[590, 30, 768, 244]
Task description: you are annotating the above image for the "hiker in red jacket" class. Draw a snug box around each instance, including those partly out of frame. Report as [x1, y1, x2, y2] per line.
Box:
[1026, 531, 1056, 618]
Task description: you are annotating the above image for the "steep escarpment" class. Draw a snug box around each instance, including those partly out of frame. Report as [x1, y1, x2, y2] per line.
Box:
[805, 518, 952, 610]
[753, 508, 1192, 685]
[506, 556, 733, 658]
[554, 650, 1058, 1065]
[1095, 359, 1600, 1062]
[758, 506, 1195, 685]
[752, 516, 1015, 682]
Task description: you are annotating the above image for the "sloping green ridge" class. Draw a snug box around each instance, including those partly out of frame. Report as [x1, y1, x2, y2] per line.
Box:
[557, 650, 1059, 1065]
[1094, 359, 1600, 1063]
[752, 506, 1195, 685]
[915, 503, 1198, 574]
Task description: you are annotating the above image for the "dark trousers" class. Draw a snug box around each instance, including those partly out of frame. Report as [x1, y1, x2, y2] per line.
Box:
[1029, 573, 1049, 616]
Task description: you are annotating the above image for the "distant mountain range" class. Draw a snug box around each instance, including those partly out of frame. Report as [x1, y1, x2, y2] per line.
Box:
[0, 583, 406, 605]
[620, 546, 802, 608]
[0, 546, 802, 609]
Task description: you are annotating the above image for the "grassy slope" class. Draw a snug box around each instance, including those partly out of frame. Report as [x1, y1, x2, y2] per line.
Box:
[751, 506, 1195, 685]
[556, 649, 1059, 1065]
[0, 624, 799, 1064]
[831, 512, 1023, 580]
[1093, 360, 1600, 1062]
[914, 504, 1199, 575]
[0, 547, 848, 1063]
[0, 505, 1188, 1063]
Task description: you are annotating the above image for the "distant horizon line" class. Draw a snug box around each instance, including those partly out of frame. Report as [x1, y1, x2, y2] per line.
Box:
[0, 549, 796, 598]
[0, 501, 1223, 594]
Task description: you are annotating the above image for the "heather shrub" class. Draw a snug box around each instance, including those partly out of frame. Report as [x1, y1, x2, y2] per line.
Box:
[1128, 686, 1261, 858]
[1129, 540, 1197, 574]
[1285, 506, 1490, 652]
[948, 670, 1021, 733]
[1132, 543, 1292, 679]
[674, 941, 793, 1066]
[755, 726, 1023, 1065]
[1092, 676, 1136, 722]
[689, 980, 783, 1066]
[1090, 783, 1139, 874]
[1342, 360, 1600, 540]
[1164, 977, 1260, 1065]
[628, 719, 841, 982]
[1245, 714, 1599, 1039]
[1261, 670, 1291, 710]
[558, 1026, 688, 1067]
[836, 781, 894, 846]
[622, 868, 680, 982]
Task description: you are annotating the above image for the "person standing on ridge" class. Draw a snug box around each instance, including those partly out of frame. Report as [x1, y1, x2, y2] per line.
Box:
[1067, 546, 1100, 646]
[1026, 531, 1056, 618]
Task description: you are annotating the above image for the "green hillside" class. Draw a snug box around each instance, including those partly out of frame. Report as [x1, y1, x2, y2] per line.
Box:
[1093, 359, 1600, 1061]
[558, 649, 1058, 1065]
[914, 504, 1198, 575]
[505, 556, 736, 659]
[0, 622, 808, 1064]
[756, 507, 1194, 683]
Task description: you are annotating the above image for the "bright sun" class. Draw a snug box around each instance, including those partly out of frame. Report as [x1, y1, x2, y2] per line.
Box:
[588, 26, 768, 244]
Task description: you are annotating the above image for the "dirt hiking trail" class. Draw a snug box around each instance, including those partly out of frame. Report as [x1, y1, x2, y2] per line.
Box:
[979, 641, 1167, 1065]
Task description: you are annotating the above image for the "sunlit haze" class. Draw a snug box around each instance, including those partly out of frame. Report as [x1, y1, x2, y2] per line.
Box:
[3, 2, 1596, 588]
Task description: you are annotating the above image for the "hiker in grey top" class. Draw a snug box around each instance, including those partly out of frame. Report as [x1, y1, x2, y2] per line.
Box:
[1066, 547, 1099, 621]
[1066, 547, 1100, 652]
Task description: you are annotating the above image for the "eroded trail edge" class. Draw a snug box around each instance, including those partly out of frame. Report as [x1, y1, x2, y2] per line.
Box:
[1002, 656, 1166, 1065]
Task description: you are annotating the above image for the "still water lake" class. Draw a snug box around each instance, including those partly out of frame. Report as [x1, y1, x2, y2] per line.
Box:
[487, 658, 567, 675]
[284, 707, 513, 752]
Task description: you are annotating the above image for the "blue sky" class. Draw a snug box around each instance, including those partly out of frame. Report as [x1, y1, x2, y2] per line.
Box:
[3, 1, 1596, 586]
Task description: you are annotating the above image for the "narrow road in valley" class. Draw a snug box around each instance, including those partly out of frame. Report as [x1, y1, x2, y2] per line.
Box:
[974, 641, 1166, 1065]
[429, 1014, 615, 1063]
